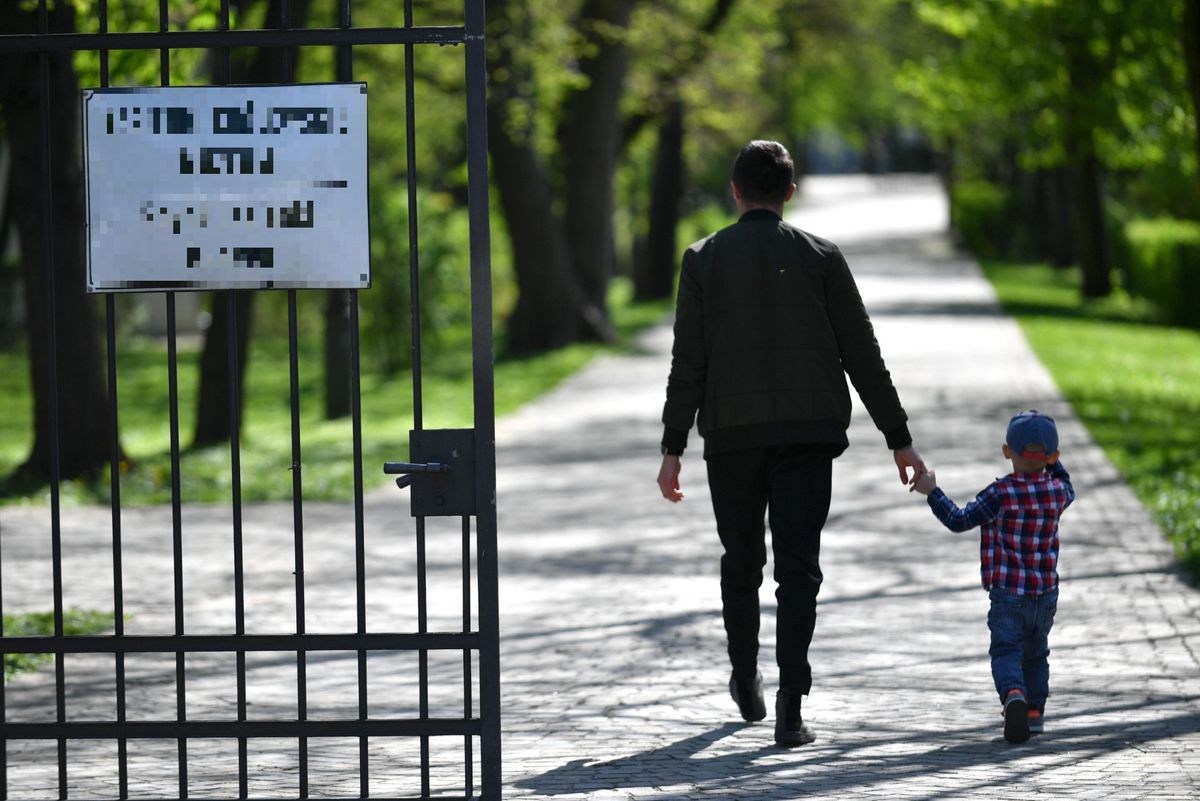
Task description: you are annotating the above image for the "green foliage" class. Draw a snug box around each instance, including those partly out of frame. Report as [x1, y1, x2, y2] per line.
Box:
[899, 0, 1194, 184]
[983, 261, 1200, 582]
[949, 180, 1015, 259]
[4, 609, 113, 679]
[1124, 218, 1200, 328]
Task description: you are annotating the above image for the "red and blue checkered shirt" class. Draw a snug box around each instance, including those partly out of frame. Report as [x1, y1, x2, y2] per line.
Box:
[927, 461, 1074, 596]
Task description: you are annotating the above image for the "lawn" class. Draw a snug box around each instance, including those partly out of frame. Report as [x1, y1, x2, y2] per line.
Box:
[0, 279, 672, 507]
[3, 609, 114, 678]
[982, 262, 1200, 579]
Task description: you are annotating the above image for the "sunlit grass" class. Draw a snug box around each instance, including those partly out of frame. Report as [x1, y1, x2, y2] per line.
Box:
[3, 609, 114, 679]
[982, 262, 1200, 580]
[0, 279, 672, 507]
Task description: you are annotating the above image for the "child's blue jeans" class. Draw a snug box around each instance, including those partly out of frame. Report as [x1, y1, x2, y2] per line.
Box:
[987, 586, 1058, 710]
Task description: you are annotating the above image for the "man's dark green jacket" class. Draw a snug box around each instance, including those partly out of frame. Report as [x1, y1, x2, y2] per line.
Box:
[661, 208, 911, 457]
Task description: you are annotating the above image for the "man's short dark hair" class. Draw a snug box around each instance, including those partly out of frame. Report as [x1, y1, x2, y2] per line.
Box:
[732, 140, 794, 205]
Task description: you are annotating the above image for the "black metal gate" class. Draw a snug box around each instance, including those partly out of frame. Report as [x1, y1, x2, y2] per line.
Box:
[0, 1, 500, 798]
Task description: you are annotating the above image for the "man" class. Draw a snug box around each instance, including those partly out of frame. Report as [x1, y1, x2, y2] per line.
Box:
[657, 140, 925, 747]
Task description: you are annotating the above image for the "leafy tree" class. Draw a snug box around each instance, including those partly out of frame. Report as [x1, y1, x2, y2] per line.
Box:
[486, 0, 626, 352]
[0, 0, 117, 483]
[1184, 0, 1200, 195]
[898, 0, 1192, 296]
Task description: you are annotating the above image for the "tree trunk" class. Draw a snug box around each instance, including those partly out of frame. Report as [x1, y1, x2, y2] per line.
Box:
[633, 100, 684, 301]
[1184, 0, 1200, 191]
[558, 0, 637, 339]
[0, 3, 116, 481]
[488, 115, 580, 352]
[191, 0, 312, 443]
[487, 0, 609, 352]
[1062, 32, 1111, 298]
[1067, 154, 1110, 297]
[1038, 167, 1076, 268]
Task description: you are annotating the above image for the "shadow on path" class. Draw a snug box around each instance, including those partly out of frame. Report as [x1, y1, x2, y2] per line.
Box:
[515, 699, 1200, 799]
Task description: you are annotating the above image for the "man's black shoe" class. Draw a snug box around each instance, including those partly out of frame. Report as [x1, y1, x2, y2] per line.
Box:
[775, 688, 816, 747]
[729, 671, 767, 722]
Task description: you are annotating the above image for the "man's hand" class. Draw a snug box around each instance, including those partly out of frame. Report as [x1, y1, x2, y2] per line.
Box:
[894, 445, 927, 487]
[657, 454, 684, 502]
[911, 469, 937, 496]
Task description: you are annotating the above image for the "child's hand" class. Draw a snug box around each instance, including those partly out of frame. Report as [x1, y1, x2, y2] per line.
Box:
[911, 469, 937, 496]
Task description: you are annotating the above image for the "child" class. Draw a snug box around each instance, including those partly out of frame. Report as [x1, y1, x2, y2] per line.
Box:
[913, 410, 1074, 744]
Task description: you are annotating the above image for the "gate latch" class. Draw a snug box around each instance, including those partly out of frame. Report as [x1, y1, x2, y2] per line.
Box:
[383, 428, 475, 517]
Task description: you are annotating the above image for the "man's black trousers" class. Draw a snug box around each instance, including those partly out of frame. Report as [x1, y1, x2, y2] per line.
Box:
[705, 444, 833, 695]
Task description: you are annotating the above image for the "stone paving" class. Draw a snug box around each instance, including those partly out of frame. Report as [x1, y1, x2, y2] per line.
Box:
[494, 175, 1200, 799]
[1, 174, 1197, 799]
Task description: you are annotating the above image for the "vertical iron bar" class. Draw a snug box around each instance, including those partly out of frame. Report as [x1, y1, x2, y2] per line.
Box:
[334, 3, 370, 796]
[401, 3, 432, 792]
[35, 0, 67, 794]
[277, 3, 308, 796]
[462, 517, 474, 798]
[405, 0, 423, 431]
[159, 0, 169, 79]
[226, 293, 248, 798]
[106, 294, 129, 801]
[463, 0, 502, 796]
[158, 3, 188, 794]
[166, 296, 187, 800]
[349, 298, 368, 799]
[98, 6, 128, 796]
[287, 290, 308, 799]
[99, 0, 109, 82]
[416, 513, 429, 797]
[218, 0, 230, 85]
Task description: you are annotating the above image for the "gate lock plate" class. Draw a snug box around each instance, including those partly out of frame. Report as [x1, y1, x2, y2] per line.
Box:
[384, 429, 475, 517]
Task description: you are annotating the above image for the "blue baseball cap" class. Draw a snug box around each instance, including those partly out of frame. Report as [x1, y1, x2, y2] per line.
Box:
[1007, 410, 1058, 460]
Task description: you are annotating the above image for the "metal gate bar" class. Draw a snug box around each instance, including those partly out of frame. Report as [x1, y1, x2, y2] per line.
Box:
[401, 0, 433, 793]
[464, 0, 502, 792]
[0, 0, 501, 797]
[0, 27, 467, 53]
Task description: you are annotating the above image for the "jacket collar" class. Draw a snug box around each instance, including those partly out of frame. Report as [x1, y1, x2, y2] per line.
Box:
[738, 208, 782, 223]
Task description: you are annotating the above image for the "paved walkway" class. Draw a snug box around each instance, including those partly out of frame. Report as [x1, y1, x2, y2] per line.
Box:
[495, 175, 1200, 799]
[1, 175, 1197, 799]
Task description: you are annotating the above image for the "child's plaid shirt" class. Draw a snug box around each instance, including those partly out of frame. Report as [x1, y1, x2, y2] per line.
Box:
[927, 461, 1074, 596]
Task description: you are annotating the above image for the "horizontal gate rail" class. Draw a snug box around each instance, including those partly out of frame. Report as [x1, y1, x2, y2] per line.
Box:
[0, 26, 466, 53]
[1, 719, 481, 740]
[0, 632, 479, 654]
[74, 797, 478, 801]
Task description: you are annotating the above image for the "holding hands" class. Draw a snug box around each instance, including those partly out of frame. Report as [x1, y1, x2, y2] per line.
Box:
[911, 469, 937, 496]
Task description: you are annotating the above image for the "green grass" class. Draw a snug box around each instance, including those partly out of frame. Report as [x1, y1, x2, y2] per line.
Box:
[4, 609, 113, 679]
[0, 279, 672, 507]
[982, 262, 1200, 580]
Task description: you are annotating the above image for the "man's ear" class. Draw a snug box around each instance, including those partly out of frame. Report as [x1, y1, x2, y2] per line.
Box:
[1002, 444, 1013, 459]
[730, 180, 742, 201]
[784, 182, 797, 203]
[1046, 450, 1060, 465]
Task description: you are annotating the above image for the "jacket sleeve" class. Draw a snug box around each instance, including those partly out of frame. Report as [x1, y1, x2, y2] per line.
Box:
[825, 247, 909, 445]
[661, 248, 706, 440]
[927, 485, 1001, 532]
[1048, 460, 1075, 510]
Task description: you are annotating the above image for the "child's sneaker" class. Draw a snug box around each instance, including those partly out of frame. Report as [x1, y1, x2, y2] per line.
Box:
[1027, 708, 1044, 735]
[1003, 690, 1030, 744]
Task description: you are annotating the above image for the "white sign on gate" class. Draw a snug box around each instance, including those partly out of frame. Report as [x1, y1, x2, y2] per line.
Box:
[82, 83, 369, 292]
